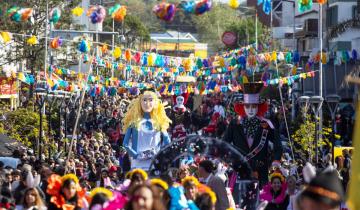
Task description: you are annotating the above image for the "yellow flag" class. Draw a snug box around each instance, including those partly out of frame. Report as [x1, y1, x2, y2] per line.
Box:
[348, 101, 360, 209]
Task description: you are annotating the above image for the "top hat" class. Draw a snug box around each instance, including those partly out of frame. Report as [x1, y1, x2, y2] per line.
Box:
[242, 82, 264, 104]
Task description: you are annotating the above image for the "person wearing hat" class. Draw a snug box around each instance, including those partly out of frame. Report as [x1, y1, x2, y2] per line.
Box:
[170, 92, 192, 140]
[224, 82, 283, 187]
[295, 170, 345, 210]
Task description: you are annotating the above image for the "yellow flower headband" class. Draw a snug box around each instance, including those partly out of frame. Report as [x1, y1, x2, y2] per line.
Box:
[198, 184, 217, 204]
[61, 174, 79, 184]
[150, 178, 169, 190]
[89, 187, 113, 200]
[130, 168, 148, 180]
[181, 176, 200, 187]
[269, 172, 285, 183]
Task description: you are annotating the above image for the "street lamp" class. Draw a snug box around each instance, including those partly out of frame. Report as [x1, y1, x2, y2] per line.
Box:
[326, 94, 341, 164]
[309, 96, 324, 166]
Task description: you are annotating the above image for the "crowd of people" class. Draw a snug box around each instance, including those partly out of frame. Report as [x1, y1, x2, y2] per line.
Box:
[0, 84, 355, 210]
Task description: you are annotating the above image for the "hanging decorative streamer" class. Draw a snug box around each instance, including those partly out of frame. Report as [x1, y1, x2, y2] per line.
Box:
[228, 0, 240, 9]
[0, 31, 12, 43]
[153, 3, 176, 22]
[109, 4, 127, 22]
[87, 5, 106, 24]
[50, 37, 62, 49]
[27, 35, 38, 46]
[7, 7, 33, 22]
[72, 7, 84, 17]
[49, 7, 61, 24]
[298, 0, 313, 13]
[257, 0, 272, 15]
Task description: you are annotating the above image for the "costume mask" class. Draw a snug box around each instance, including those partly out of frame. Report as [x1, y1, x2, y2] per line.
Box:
[176, 96, 184, 107]
[141, 93, 155, 113]
[244, 104, 258, 118]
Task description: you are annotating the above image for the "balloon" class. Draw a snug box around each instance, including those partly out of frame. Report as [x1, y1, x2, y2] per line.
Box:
[72, 7, 84, 17]
[228, 0, 240, 9]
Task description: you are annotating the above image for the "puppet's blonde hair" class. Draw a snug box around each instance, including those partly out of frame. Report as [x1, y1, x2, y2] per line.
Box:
[122, 91, 171, 133]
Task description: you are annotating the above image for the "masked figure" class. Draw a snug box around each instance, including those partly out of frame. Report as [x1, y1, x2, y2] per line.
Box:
[170, 93, 192, 139]
[224, 83, 282, 186]
[123, 90, 172, 170]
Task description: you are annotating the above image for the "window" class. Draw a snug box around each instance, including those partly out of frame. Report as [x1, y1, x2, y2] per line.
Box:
[326, 6, 338, 27]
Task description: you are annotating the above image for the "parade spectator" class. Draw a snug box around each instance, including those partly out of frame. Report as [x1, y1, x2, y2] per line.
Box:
[124, 184, 165, 210]
[198, 160, 229, 210]
[16, 187, 47, 210]
[259, 172, 289, 210]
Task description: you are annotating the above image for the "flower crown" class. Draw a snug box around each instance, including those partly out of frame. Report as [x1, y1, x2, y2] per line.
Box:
[150, 178, 169, 190]
[61, 173, 79, 184]
[181, 176, 200, 187]
[89, 187, 113, 200]
[130, 168, 148, 180]
[269, 172, 285, 183]
[198, 184, 217, 204]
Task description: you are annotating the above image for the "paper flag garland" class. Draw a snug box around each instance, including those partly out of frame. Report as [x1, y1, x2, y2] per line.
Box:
[72, 7, 84, 17]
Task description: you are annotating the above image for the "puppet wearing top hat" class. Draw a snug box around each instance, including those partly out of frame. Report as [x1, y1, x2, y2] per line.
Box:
[223, 82, 283, 187]
[170, 92, 192, 139]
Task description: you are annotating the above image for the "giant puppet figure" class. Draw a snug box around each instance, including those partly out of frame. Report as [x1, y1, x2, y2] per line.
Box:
[224, 82, 282, 186]
[123, 90, 172, 170]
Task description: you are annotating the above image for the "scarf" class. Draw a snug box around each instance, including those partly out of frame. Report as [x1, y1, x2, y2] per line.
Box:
[243, 117, 261, 138]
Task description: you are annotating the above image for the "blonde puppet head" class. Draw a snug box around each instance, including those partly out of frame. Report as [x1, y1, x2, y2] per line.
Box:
[122, 91, 171, 133]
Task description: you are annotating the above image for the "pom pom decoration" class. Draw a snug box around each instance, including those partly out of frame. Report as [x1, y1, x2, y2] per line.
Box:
[113, 47, 122, 59]
[293, 51, 300, 63]
[72, 7, 84, 17]
[78, 39, 91, 53]
[49, 7, 61, 24]
[153, 3, 176, 22]
[7, 7, 33, 22]
[195, 0, 212, 15]
[50, 37, 62, 49]
[125, 49, 131, 62]
[0, 32, 12, 43]
[317, 0, 327, 4]
[27, 35, 38, 46]
[352, 49, 358, 60]
[109, 4, 127, 22]
[181, 0, 196, 14]
[298, 0, 313, 13]
[228, 0, 240, 9]
[87, 5, 106, 24]
[257, 0, 271, 15]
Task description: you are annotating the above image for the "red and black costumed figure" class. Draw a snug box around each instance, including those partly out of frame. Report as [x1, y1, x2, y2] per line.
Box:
[170, 92, 192, 139]
[223, 82, 283, 187]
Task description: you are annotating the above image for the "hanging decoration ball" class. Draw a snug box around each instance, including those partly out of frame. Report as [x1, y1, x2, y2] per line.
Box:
[293, 51, 300, 63]
[101, 44, 108, 54]
[125, 49, 131, 62]
[181, 0, 196, 14]
[49, 7, 61, 24]
[113, 47, 122, 59]
[27, 35, 38, 46]
[109, 4, 127, 22]
[78, 39, 90, 53]
[87, 5, 106, 24]
[0, 32, 12, 43]
[195, 0, 212, 15]
[134, 52, 141, 64]
[7, 7, 33, 22]
[352, 49, 358, 60]
[72, 7, 84, 17]
[298, 0, 313, 13]
[153, 3, 176, 22]
[317, 0, 327, 4]
[228, 0, 240, 9]
[50, 37, 63, 49]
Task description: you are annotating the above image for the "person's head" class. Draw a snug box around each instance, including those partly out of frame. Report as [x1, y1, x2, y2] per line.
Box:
[244, 104, 258, 118]
[129, 169, 148, 189]
[182, 176, 200, 201]
[11, 170, 21, 181]
[177, 166, 190, 181]
[101, 169, 109, 179]
[342, 149, 349, 157]
[126, 184, 165, 210]
[61, 177, 78, 200]
[22, 188, 44, 208]
[195, 192, 215, 210]
[89, 188, 113, 210]
[198, 160, 214, 178]
[269, 172, 284, 193]
[287, 175, 297, 193]
[4, 172, 12, 183]
[299, 171, 344, 210]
